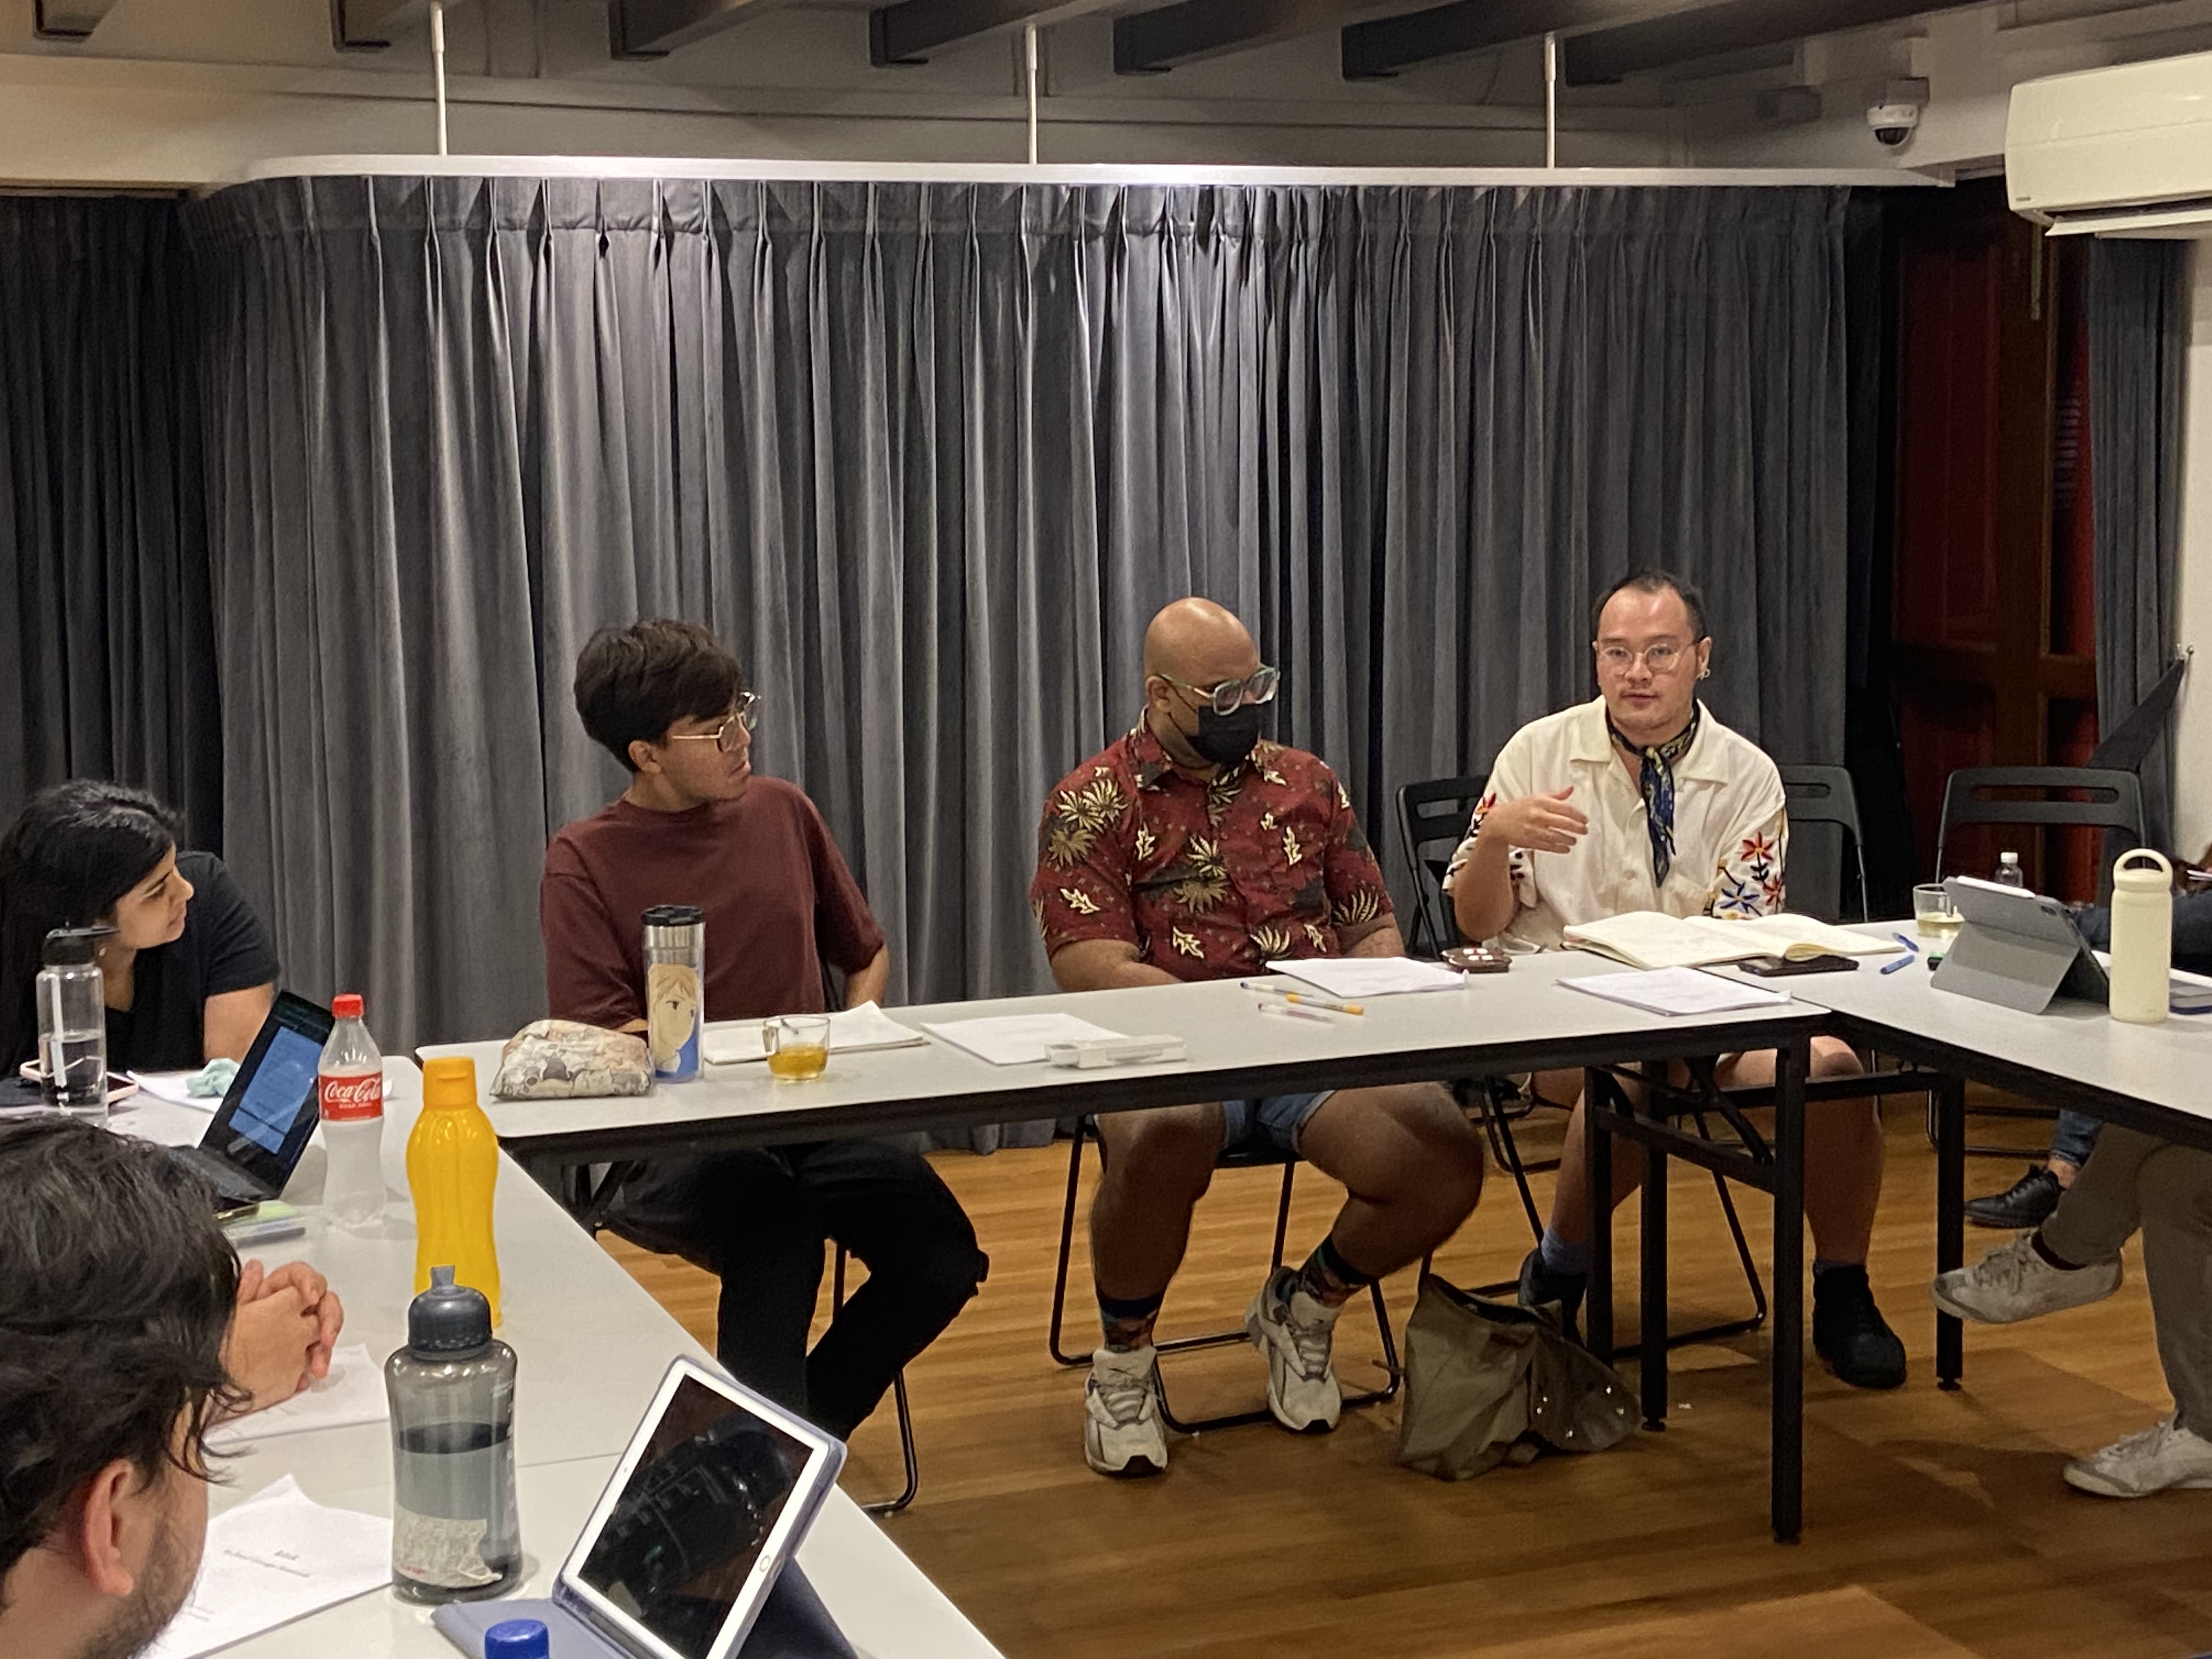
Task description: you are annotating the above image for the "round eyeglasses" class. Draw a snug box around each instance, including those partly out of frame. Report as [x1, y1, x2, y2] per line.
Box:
[664, 692, 760, 754]
[1594, 642, 1688, 675]
[1159, 665, 1280, 716]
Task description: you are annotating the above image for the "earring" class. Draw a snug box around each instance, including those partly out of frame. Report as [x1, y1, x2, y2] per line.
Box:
[1698, 667, 1711, 680]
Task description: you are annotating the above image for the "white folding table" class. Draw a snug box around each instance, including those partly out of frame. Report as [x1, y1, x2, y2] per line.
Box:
[118, 1060, 1006, 1659]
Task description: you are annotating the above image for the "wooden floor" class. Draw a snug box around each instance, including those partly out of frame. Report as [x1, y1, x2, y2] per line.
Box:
[602, 1099, 2212, 1658]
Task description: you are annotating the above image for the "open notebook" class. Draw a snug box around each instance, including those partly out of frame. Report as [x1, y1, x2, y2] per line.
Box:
[1561, 912, 1904, 971]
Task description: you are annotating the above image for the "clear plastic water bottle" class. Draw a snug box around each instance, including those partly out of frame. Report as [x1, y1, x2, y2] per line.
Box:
[1995, 851, 2025, 889]
[318, 993, 385, 1230]
[37, 927, 112, 1119]
[386, 1266, 520, 1603]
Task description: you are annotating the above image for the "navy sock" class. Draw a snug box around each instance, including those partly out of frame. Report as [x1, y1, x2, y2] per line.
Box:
[1538, 1229, 1591, 1279]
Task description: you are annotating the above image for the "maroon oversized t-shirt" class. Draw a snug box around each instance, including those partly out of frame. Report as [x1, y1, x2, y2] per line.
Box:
[539, 777, 885, 1028]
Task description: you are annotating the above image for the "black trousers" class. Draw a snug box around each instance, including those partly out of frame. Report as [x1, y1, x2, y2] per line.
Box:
[611, 1138, 986, 1441]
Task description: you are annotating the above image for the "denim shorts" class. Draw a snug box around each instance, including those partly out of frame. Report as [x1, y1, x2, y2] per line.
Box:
[1221, 1091, 1335, 1155]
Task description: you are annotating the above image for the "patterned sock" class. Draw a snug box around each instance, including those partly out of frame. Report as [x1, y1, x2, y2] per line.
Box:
[1538, 1228, 1592, 1279]
[1295, 1233, 1374, 1310]
[1097, 1287, 1166, 1352]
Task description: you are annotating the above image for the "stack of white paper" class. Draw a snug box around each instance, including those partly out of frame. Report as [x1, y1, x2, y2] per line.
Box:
[702, 1001, 929, 1066]
[921, 1014, 1126, 1066]
[1264, 957, 1466, 998]
[1561, 968, 1791, 1018]
[205, 1345, 389, 1448]
[144, 1476, 392, 1659]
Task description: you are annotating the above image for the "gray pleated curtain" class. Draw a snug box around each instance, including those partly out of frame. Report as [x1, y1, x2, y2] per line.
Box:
[179, 177, 1852, 1066]
[0, 199, 222, 844]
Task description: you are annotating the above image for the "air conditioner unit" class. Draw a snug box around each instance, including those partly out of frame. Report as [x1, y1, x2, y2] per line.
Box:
[2006, 49, 2212, 238]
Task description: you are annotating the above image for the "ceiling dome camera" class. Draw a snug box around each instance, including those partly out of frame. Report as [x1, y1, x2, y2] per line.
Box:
[1867, 101, 1921, 148]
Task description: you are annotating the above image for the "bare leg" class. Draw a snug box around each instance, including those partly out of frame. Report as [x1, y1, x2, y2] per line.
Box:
[1089, 1102, 1224, 1302]
[1294, 1083, 1486, 1272]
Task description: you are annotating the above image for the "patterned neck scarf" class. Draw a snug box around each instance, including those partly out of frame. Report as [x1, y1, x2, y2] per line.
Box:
[1609, 703, 1702, 888]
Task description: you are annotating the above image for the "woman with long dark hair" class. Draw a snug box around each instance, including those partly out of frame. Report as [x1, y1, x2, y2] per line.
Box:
[0, 781, 278, 1071]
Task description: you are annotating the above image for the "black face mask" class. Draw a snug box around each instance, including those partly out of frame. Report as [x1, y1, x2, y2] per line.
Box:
[1188, 701, 1263, 768]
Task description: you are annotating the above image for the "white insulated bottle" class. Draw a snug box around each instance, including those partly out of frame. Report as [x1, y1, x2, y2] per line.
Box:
[2108, 848, 2175, 1026]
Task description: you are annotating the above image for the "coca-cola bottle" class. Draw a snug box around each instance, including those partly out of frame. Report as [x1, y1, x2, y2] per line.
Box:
[320, 993, 386, 1230]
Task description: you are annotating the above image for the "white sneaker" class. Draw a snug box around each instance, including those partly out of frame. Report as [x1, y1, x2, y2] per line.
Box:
[1929, 1233, 2122, 1325]
[1245, 1267, 1343, 1434]
[2064, 1416, 2212, 1498]
[1084, 1346, 1167, 1477]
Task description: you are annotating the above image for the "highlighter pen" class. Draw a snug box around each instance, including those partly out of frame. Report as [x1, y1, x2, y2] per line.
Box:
[1240, 981, 1367, 1017]
[1258, 1000, 1333, 1024]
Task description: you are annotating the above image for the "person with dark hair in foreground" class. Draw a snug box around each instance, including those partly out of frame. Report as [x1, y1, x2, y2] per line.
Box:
[0, 781, 278, 1073]
[1032, 597, 1486, 1476]
[540, 619, 985, 1441]
[0, 1116, 343, 1659]
[1447, 570, 1905, 1390]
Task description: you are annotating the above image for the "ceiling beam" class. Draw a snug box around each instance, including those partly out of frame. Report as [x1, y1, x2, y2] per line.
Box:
[1114, 0, 1365, 74]
[330, 0, 436, 50]
[610, 0, 789, 58]
[870, 0, 1109, 65]
[1562, 0, 1980, 83]
[33, 0, 123, 39]
[1340, 0, 1713, 79]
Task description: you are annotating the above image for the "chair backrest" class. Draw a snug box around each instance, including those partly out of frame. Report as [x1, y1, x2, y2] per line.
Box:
[1778, 764, 1871, 924]
[1393, 774, 1487, 956]
[1933, 766, 2148, 895]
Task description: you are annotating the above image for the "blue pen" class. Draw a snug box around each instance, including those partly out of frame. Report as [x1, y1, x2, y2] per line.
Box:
[1881, 949, 1916, 975]
[1891, 932, 1920, 954]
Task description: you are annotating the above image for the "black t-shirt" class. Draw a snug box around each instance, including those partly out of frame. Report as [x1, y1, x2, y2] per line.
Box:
[104, 851, 281, 1073]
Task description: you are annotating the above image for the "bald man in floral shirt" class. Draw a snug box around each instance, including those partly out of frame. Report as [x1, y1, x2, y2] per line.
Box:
[1031, 597, 1486, 1477]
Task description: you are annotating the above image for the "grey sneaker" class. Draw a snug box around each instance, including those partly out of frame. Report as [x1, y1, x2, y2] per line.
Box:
[1084, 1345, 1167, 1477]
[1931, 1233, 2121, 1325]
[2065, 1416, 2212, 1498]
[1244, 1267, 1342, 1434]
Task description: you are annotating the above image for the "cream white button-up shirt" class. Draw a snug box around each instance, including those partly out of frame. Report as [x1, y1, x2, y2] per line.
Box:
[1442, 697, 1787, 950]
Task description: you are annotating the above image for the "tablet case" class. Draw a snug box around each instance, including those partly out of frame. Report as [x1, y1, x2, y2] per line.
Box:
[430, 1566, 857, 1659]
[1933, 878, 2108, 1015]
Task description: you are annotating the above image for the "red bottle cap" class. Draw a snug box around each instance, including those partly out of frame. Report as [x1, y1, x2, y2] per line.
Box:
[332, 993, 364, 1019]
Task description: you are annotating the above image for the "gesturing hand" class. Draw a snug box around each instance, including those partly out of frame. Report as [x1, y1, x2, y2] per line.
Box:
[1480, 787, 1589, 856]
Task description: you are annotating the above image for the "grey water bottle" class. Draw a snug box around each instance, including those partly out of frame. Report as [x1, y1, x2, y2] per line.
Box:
[386, 1267, 521, 1602]
[36, 927, 112, 1118]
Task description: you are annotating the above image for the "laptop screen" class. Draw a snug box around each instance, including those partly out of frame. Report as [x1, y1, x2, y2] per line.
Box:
[575, 1374, 811, 1659]
[199, 992, 335, 1195]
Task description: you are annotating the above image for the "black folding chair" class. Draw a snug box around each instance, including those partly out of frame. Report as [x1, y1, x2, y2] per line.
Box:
[1779, 765, 1871, 924]
[1934, 766, 2148, 901]
[1391, 775, 1768, 1350]
[1932, 765, 2149, 1156]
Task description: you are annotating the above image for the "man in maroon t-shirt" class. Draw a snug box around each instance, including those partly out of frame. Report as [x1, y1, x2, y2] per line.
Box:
[1032, 598, 1487, 1477]
[539, 619, 985, 1440]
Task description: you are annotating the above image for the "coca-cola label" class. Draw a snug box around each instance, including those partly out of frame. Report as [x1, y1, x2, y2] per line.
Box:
[320, 1071, 384, 1122]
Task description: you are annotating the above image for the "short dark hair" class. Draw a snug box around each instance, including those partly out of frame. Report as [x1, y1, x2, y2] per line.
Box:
[0, 780, 182, 1068]
[0, 1117, 243, 1598]
[1592, 570, 1707, 644]
[573, 619, 747, 772]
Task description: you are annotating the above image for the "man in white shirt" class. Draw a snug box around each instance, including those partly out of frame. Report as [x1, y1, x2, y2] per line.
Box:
[1446, 571, 1904, 1390]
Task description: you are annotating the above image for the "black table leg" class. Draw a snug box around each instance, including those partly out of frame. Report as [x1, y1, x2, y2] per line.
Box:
[1586, 1066, 1614, 1363]
[1934, 1072, 1966, 1391]
[1771, 1037, 1807, 1544]
[1641, 1128, 1669, 1431]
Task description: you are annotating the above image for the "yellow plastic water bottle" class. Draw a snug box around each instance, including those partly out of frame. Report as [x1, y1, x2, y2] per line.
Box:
[408, 1057, 502, 1326]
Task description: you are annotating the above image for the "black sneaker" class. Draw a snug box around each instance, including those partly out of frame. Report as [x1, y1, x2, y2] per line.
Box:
[1963, 1164, 2063, 1231]
[1812, 1265, 1907, 1389]
[1517, 1246, 1587, 1345]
